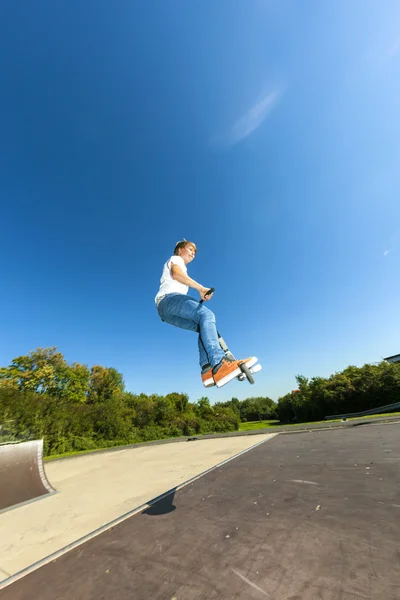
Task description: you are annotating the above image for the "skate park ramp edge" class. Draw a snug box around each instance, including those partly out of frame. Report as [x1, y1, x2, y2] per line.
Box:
[0, 439, 56, 514]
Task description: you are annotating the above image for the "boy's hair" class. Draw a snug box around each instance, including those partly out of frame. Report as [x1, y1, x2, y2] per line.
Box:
[173, 239, 197, 256]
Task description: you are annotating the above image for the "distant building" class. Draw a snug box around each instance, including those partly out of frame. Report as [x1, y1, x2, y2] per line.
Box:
[383, 353, 400, 364]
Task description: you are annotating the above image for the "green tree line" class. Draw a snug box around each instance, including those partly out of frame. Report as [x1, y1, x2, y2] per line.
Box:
[276, 361, 400, 423]
[1, 347, 398, 456]
[0, 347, 272, 455]
[0, 347, 246, 455]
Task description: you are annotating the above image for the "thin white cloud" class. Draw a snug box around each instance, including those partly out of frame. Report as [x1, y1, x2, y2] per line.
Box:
[383, 230, 399, 257]
[213, 87, 283, 147]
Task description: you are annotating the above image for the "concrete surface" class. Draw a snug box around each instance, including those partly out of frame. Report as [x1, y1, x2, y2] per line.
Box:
[2, 424, 400, 600]
[0, 433, 276, 584]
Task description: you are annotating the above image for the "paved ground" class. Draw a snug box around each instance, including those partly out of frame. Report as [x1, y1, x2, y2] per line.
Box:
[0, 433, 275, 583]
[2, 423, 400, 599]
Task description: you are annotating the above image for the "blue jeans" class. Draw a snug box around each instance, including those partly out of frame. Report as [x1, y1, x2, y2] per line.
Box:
[157, 293, 225, 369]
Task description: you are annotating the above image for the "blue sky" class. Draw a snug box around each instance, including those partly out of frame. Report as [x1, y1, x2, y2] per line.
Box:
[1, 1, 400, 404]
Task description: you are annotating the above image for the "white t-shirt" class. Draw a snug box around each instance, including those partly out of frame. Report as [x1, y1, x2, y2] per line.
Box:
[155, 255, 188, 305]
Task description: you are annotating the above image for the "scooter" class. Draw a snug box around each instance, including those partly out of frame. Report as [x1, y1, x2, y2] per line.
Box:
[200, 288, 262, 385]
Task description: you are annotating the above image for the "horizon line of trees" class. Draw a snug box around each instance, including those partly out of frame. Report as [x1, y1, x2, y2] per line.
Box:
[276, 361, 400, 423]
[0, 347, 276, 455]
[0, 347, 399, 456]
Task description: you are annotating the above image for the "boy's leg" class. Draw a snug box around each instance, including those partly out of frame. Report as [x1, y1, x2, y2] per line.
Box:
[158, 293, 257, 388]
[158, 293, 225, 368]
[198, 334, 215, 387]
[198, 334, 210, 369]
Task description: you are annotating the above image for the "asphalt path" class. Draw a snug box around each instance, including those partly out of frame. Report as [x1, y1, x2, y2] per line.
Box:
[2, 423, 400, 600]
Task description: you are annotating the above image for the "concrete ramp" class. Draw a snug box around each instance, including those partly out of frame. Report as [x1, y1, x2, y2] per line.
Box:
[0, 440, 55, 513]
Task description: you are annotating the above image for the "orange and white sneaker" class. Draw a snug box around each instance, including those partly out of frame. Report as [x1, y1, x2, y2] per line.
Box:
[201, 364, 215, 387]
[212, 356, 258, 388]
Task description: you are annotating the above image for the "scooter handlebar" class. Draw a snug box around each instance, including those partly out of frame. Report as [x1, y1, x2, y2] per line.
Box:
[199, 288, 215, 304]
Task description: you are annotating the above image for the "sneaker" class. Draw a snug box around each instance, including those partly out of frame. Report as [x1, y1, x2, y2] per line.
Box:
[212, 356, 258, 388]
[201, 364, 215, 387]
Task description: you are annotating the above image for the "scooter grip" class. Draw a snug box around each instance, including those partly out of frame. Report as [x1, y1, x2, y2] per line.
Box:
[199, 288, 215, 304]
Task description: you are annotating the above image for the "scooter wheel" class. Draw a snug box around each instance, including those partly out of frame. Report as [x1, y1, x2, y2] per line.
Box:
[239, 362, 255, 384]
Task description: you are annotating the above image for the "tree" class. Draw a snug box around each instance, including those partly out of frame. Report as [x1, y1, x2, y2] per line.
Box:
[60, 363, 91, 403]
[0, 347, 90, 402]
[195, 397, 213, 419]
[154, 394, 176, 425]
[239, 397, 277, 422]
[165, 392, 189, 413]
[129, 393, 156, 428]
[88, 366, 125, 403]
[276, 392, 295, 423]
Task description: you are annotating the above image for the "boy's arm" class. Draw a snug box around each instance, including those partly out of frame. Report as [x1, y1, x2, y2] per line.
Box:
[171, 264, 213, 301]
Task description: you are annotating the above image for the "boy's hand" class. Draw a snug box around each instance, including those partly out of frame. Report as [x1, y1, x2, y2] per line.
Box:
[199, 287, 213, 301]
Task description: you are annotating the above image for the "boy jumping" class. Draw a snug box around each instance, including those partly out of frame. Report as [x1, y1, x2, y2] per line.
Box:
[155, 239, 257, 388]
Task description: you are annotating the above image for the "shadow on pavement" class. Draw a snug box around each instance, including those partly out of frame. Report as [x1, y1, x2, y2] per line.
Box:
[143, 488, 177, 516]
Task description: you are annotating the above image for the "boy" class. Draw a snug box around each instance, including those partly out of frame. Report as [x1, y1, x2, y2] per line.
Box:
[155, 239, 257, 388]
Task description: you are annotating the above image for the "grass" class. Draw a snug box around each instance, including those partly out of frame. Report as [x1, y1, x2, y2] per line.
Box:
[44, 433, 191, 461]
[43, 411, 400, 461]
[44, 438, 175, 462]
[239, 420, 280, 431]
[45, 447, 115, 462]
[239, 411, 400, 431]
